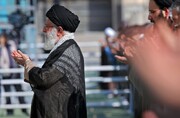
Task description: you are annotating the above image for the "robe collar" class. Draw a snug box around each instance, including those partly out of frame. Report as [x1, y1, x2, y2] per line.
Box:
[49, 31, 74, 54]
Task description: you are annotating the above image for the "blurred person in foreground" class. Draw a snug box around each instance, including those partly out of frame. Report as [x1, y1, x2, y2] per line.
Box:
[133, 0, 180, 107]
[116, 0, 173, 64]
[132, 19, 180, 118]
[132, 0, 180, 107]
[11, 4, 87, 118]
[115, 0, 177, 118]
[0, 33, 29, 116]
[116, 25, 148, 118]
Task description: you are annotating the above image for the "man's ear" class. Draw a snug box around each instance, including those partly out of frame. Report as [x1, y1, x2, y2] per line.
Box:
[56, 26, 64, 37]
[162, 10, 166, 17]
[57, 26, 63, 33]
[163, 8, 170, 19]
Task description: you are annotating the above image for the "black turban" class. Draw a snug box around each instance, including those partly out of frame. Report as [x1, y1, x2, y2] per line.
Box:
[46, 4, 80, 32]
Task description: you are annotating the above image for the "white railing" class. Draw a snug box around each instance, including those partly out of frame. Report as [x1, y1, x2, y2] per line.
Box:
[1, 77, 128, 85]
[0, 65, 131, 110]
[0, 65, 128, 73]
[1, 89, 130, 98]
[19, 41, 100, 49]
[28, 52, 100, 61]
[0, 39, 132, 112]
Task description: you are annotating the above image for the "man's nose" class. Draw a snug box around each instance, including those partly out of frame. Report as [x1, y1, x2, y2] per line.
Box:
[148, 14, 152, 21]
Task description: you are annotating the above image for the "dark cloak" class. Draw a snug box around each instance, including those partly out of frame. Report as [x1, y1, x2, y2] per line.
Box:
[28, 39, 87, 118]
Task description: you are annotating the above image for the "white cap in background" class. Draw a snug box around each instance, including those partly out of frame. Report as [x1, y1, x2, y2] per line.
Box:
[104, 27, 116, 38]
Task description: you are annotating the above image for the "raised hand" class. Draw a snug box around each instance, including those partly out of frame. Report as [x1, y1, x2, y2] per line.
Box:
[11, 50, 30, 66]
[131, 21, 180, 107]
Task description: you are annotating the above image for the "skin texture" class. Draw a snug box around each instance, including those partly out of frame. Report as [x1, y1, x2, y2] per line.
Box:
[125, 21, 180, 107]
[142, 111, 158, 118]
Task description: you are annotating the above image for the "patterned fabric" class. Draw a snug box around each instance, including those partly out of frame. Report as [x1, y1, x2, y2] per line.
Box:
[28, 39, 87, 118]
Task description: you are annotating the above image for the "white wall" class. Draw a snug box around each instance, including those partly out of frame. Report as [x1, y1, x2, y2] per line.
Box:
[121, 0, 149, 25]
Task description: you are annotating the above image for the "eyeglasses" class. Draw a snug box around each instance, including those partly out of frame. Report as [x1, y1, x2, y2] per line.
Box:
[43, 25, 54, 30]
[43, 24, 58, 31]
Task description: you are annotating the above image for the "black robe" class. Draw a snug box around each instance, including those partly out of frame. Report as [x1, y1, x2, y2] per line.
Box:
[28, 39, 87, 118]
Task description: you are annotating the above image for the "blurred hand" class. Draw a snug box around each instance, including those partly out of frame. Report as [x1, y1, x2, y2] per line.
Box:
[130, 20, 180, 107]
[11, 50, 30, 66]
[142, 111, 158, 118]
[115, 55, 128, 64]
[115, 36, 137, 64]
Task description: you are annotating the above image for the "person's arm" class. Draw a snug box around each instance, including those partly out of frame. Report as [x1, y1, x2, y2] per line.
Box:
[24, 59, 35, 83]
[115, 45, 134, 64]
[11, 50, 64, 88]
[115, 55, 128, 64]
[28, 64, 64, 88]
[11, 50, 35, 83]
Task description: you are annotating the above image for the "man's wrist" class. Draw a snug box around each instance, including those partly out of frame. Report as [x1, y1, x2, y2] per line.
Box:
[25, 58, 31, 62]
[24, 58, 35, 72]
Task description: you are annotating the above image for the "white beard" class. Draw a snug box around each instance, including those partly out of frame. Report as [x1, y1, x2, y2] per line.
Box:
[44, 28, 58, 51]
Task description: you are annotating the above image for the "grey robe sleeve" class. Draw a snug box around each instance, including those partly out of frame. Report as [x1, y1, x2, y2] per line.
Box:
[28, 64, 64, 89]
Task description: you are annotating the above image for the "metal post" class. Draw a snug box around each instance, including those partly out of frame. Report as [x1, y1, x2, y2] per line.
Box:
[111, 0, 118, 30]
[0, 74, 2, 106]
[129, 83, 134, 114]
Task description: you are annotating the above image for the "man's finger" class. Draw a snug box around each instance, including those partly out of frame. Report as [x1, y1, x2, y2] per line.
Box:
[13, 51, 21, 58]
[115, 55, 128, 64]
[11, 51, 18, 57]
[18, 50, 30, 60]
[17, 50, 26, 58]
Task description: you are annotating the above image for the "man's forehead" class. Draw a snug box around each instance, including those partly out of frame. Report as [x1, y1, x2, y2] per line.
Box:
[45, 18, 53, 25]
[149, 0, 160, 10]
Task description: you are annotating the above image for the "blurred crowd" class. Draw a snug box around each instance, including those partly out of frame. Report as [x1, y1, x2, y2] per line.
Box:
[100, 0, 180, 118]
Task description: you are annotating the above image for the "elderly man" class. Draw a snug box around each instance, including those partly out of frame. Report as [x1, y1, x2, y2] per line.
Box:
[11, 4, 87, 118]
